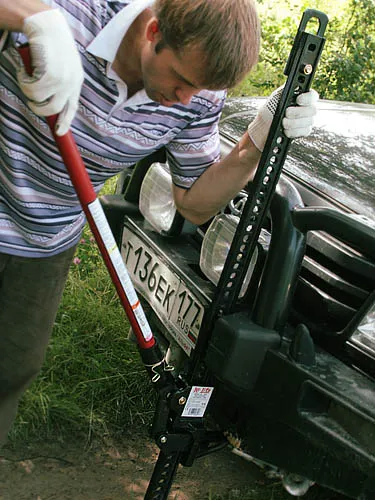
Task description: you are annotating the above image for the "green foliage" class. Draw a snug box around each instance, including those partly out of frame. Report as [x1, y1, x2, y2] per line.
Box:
[318, 0, 375, 103]
[231, 0, 375, 104]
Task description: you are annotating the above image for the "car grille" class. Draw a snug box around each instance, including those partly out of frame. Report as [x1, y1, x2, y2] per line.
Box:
[292, 230, 375, 335]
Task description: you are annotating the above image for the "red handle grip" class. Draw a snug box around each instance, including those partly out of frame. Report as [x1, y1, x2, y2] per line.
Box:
[18, 44, 96, 205]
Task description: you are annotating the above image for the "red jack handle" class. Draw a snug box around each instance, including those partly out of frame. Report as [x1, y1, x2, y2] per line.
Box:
[18, 45, 155, 350]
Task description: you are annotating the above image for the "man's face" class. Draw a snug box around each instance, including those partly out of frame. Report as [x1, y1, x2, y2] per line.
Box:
[140, 41, 207, 107]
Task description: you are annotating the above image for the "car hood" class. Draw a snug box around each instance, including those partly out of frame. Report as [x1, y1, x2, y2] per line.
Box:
[220, 97, 375, 219]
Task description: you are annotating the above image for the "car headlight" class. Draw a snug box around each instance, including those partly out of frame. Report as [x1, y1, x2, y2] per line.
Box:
[200, 214, 259, 298]
[350, 301, 375, 357]
[139, 162, 182, 235]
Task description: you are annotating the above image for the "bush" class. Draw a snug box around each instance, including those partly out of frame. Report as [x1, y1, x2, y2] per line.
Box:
[231, 0, 375, 104]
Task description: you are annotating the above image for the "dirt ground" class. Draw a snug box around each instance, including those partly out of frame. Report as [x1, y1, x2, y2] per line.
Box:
[0, 431, 266, 500]
[0, 431, 346, 500]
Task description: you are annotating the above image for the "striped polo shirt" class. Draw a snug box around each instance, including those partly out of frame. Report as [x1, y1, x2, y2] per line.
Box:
[0, 0, 226, 257]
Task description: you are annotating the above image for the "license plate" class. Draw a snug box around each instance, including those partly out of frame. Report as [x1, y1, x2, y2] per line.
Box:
[121, 227, 204, 355]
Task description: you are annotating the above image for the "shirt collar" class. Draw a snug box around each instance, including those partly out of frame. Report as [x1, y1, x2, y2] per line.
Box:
[86, 0, 154, 63]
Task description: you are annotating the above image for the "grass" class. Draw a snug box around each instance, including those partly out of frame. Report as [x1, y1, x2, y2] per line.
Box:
[10, 178, 155, 442]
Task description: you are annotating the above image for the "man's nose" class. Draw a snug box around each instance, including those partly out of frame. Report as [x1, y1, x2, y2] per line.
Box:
[175, 87, 196, 105]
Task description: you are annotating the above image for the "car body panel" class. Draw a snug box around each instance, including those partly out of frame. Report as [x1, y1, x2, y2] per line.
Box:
[220, 98, 375, 219]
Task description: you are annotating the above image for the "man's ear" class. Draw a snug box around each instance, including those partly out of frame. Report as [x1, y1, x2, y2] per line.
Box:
[146, 18, 162, 43]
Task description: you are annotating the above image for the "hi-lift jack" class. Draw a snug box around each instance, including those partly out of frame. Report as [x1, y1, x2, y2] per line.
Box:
[19, 8, 327, 500]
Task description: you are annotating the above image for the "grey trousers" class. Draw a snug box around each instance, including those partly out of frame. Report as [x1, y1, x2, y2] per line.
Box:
[0, 246, 77, 445]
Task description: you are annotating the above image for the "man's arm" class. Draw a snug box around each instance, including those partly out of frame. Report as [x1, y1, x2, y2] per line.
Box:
[0, 0, 84, 135]
[173, 88, 318, 226]
[173, 133, 260, 226]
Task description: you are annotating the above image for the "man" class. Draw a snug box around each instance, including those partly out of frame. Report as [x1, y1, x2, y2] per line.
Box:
[0, 0, 317, 444]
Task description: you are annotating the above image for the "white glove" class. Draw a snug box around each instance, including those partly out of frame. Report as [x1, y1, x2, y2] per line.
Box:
[18, 9, 84, 136]
[247, 87, 319, 152]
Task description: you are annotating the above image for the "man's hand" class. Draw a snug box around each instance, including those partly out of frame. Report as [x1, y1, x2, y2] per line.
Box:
[247, 86, 319, 152]
[18, 9, 84, 136]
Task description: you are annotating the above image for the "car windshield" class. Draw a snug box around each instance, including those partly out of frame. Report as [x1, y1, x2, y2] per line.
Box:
[220, 98, 375, 219]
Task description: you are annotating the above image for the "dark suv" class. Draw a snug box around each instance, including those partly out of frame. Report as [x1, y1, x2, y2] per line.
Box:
[101, 97, 375, 499]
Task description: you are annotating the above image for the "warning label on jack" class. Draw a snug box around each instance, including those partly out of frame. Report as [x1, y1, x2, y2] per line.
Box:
[181, 386, 214, 418]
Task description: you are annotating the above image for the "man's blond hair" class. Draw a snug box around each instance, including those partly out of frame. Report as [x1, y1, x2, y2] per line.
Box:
[154, 0, 260, 89]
